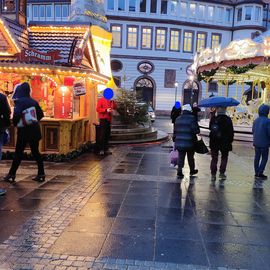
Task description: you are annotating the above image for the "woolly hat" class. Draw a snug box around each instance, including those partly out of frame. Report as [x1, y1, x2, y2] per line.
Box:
[182, 104, 192, 112]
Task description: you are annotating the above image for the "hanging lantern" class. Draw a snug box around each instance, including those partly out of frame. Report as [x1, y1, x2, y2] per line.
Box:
[64, 77, 75, 86]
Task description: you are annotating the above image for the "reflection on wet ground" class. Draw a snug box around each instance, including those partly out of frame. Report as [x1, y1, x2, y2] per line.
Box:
[0, 141, 270, 269]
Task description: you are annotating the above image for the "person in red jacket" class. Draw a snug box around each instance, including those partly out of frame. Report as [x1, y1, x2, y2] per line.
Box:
[96, 88, 116, 155]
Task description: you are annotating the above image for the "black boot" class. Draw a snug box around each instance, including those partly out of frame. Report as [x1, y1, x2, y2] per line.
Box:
[32, 175, 46, 182]
[2, 174, 16, 183]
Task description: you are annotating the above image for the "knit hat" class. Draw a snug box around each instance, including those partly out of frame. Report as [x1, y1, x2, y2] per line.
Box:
[182, 104, 192, 112]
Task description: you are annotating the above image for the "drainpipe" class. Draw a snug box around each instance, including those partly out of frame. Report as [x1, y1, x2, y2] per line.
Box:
[231, 3, 236, 41]
[266, 3, 269, 30]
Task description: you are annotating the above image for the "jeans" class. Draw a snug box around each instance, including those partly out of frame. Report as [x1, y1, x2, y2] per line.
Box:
[177, 150, 195, 175]
[99, 119, 111, 152]
[0, 133, 3, 161]
[254, 147, 269, 175]
[9, 136, 44, 176]
[210, 149, 229, 175]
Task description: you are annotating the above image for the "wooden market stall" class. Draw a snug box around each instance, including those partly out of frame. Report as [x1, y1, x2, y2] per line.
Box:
[0, 5, 113, 155]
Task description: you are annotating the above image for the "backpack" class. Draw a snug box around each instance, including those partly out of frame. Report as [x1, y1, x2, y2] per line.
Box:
[210, 119, 222, 139]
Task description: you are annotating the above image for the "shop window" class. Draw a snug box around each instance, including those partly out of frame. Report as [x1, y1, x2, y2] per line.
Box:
[225, 8, 232, 22]
[189, 3, 196, 18]
[142, 27, 152, 49]
[33, 5, 38, 20]
[140, 0, 146, 12]
[111, 25, 122, 47]
[129, 0, 136, 12]
[198, 5, 205, 19]
[113, 76, 121, 87]
[150, 0, 156, 13]
[211, 33, 221, 49]
[27, 5, 30, 20]
[217, 7, 223, 22]
[107, 0, 114, 10]
[118, 0, 125, 11]
[111, 60, 123, 72]
[237, 7, 242, 21]
[170, 0, 177, 16]
[245, 6, 252, 20]
[127, 26, 138, 48]
[55, 4, 61, 20]
[155, 28, 166, 50]
[161, 0, 168, 14]
[180, 2, 187, 17]
[183, 31, 194, 53]
[170, 29, 180, 51]
[208, 6, 214, 21]
[255, 7, 261, 21]
[39, 5, 45, 21]
[197, 32, 206, 52]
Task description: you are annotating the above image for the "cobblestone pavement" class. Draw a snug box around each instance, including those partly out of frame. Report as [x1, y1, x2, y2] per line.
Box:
[0, 140, 270, 270]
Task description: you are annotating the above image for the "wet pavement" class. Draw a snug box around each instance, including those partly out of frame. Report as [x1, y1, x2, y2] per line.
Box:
[0, 134, 270, 269]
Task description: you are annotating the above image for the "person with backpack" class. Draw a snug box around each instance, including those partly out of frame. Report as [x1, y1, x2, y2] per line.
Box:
[174, 104, 200, 180]
[2, 82, 45, 183]
[252, 104, 270, 189]
[209, 107, 234, 186]
[0, 92, 11, 195]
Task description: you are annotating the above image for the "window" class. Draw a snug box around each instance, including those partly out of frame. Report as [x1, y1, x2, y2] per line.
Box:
[46, 5, 53, 20]
[55, 5, 61, 20]
[190, 3, 196, 18]
[39, 5, 45, 20]
[27, 5, 30, 20]
[211, 34, 221, 49]
[208, 6, 214, 21]
[140, 0, 146, 12]
[129, 0, 136, 12]
[118, 0, 125, 11]
[225, 8, 232, 22]
[150, 0, 157, 13]
[180, 2, 187, 16]
[170, 29, 180, 51]
[183, 31, 194, 53]
[164, 69, 176, 88]
[217, 7, 223, 22]
[33, 5, 38, 20]
[127, 26, 138, 48]
[197, 32, 206, 52]
[170, 0, 177, 16]
[161, 0, 168, 14]
[237, 8, 242, 21]
[107, 0, 114, 10]
[156, 28, 166, 50]
[62, 5, 69, 20]
[245, 6, 252, 20]
[255, 6, 261, 22]
[142, 27, 152, 49]
[198, 5, 205, 18]
[111, 60, 123, 72]
[111, 25, 122, 47]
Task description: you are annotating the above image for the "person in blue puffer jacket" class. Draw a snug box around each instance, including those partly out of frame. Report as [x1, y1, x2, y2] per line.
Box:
[2, 82, 45, 183]
[252, 104, 270, 188]
[174, 104, 200, 180]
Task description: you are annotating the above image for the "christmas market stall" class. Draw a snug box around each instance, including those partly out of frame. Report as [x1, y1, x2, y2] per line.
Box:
[193, 37, 270, 126]
[0, 14, 112, 155]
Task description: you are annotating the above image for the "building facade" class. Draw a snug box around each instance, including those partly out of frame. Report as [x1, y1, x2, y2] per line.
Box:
[26, 0, 269, 111]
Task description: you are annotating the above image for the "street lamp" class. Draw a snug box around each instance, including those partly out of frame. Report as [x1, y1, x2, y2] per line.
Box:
[174, 81, 178, 102]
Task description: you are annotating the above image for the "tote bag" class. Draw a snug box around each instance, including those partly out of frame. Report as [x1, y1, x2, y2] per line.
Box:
[17, 107, 38, 128]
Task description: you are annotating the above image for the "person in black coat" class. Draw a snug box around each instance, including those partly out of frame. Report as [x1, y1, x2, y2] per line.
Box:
[2, 82, 45, 183]
[192, 102, 201, 121]
[170, 102, 182, 124]
[209, 107, 234, 186]
[174, 104, 200, 179]
[0, 92, 11, 195]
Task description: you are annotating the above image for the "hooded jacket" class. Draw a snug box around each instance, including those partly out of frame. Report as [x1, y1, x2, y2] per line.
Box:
[13, 82, 44, 141]
[252, 104, 270, 148]
[174, 110, 200, 150]
[0, 93, 11, 133]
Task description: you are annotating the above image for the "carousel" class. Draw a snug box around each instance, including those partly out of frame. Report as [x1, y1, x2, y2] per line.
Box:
[193, 36, 270, 140]
[0, 0, 114, 155]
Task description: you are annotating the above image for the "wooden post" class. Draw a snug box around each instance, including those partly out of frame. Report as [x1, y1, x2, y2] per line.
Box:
[206, 80, 209, 97]
[241, 82, 244, 99]
[252, 82, 255, 100]
[258, 81, 261, 100]
[226, 81, 229, 97]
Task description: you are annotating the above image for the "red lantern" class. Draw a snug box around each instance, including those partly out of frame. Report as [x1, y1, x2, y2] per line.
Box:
[64, 77, 75, 87]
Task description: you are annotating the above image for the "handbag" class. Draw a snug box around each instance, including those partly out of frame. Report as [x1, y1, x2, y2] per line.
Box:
[3, 129, 10, 145]
[170, 143, 178, 166]
[195, 138, 209, 154]
[17, 106, 38, 128]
